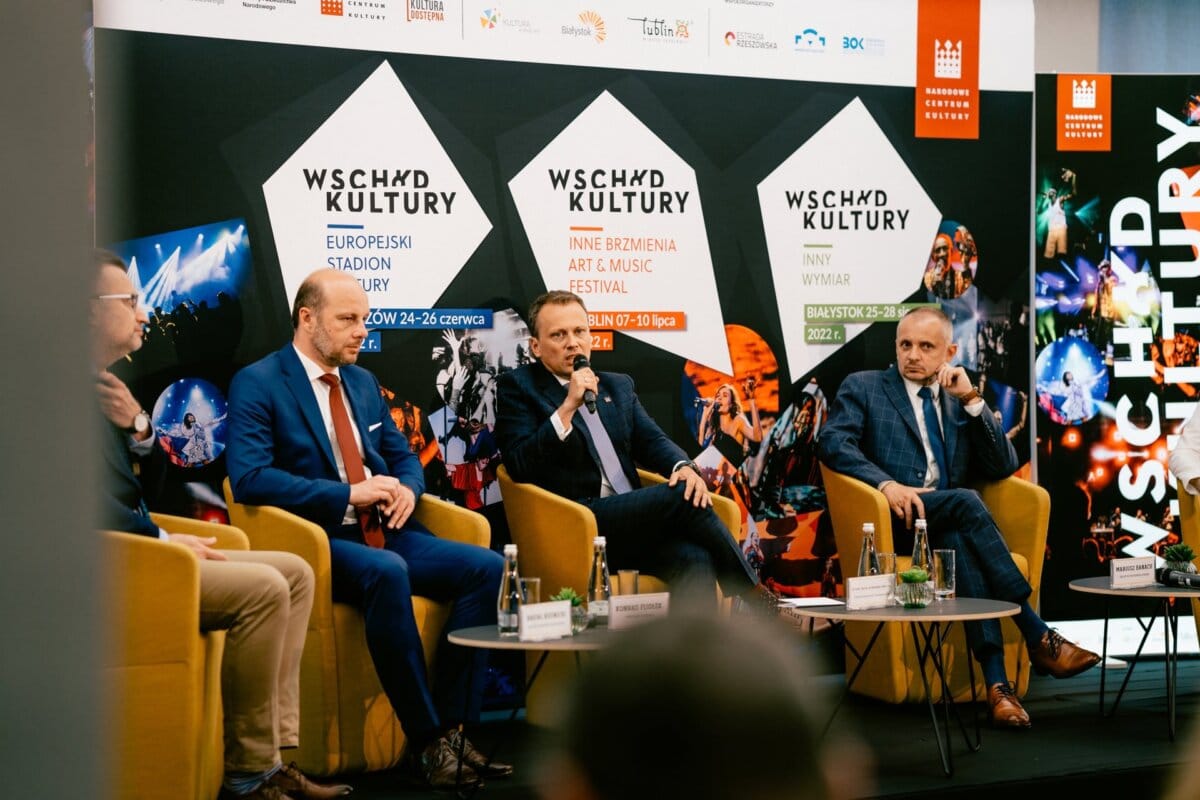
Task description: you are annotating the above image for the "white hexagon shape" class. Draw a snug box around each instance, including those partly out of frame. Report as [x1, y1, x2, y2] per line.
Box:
[264, 61, 492, 312]
[758, 97, 942, 379]
[508, 91, 731, 374]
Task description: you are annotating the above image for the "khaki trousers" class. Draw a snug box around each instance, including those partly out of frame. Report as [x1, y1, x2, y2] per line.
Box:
[198, 550, 314, 773]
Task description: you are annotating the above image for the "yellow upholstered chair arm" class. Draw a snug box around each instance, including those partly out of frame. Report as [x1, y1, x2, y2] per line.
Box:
[100, 530, 201, 668]
[412, 494, 490, 548]
[150, 512, 249, 550]
[975, 476, 1049, 601]
[222, 478, 334, 627]
[497, 464, 596, 597]
[819, 463, 895, 558]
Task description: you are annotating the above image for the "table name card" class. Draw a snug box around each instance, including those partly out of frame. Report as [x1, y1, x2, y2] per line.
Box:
[845, 574, 896, 610]
[518, 600, 572, 641]
[609, 592, 670, 631]
[1110, 556, 1156, 589]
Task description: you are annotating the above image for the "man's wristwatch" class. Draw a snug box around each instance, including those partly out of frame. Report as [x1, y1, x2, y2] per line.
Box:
[959, 386, 982, 404]
[129, 410, 151, 435]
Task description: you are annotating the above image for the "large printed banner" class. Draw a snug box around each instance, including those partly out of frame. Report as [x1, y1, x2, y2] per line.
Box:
[95, 1, 1033, 605]
[1035, 73, 1200, 619]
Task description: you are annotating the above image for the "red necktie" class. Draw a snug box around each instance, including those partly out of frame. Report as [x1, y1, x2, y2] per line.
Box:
[319, 373, 385, 548]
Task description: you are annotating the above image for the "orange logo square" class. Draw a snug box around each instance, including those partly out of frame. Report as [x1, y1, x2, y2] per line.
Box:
[321, 0, 343, 16]
[1056, 74, 1111, 151]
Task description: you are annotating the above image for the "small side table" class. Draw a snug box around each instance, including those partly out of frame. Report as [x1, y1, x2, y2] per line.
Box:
[447, 625, 615, 795]
[1069, 576, 1200, 740]
[786, 598, 1019, 777]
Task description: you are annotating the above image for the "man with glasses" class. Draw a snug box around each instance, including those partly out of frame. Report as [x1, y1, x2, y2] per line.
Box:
[93, 250, 351, 800]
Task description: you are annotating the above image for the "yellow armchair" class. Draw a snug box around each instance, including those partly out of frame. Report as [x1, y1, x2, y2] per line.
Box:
[102, 514, 248, 800]
[1173, 480, 1200, 644]
[495, 464, 742, 724]
[221, 478, 490, 776]
[819, 464, 1049, 703]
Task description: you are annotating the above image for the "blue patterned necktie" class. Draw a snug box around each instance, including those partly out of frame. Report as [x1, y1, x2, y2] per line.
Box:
[917, 386, 949, 489]
[578, 408, 635, 495]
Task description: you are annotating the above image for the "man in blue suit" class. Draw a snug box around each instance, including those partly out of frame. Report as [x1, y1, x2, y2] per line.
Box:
[226, 269, 506, 789]
[494, 290, 764, 607]
[818, 306, 1100, 729]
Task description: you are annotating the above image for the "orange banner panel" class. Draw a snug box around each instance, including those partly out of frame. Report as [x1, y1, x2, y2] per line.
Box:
[1056, 74, 1111, 152]
[915, 0, 980, 140]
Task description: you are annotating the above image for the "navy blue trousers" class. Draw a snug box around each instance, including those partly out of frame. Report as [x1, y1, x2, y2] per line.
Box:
[582, 482, 757, 604]
[328, 519, 503, 745]
[893, 488, 1032, 654]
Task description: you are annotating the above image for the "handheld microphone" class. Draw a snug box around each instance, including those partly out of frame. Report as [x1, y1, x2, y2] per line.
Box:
[572, 354, 597, 414]
[1156, 566, 1200, 590]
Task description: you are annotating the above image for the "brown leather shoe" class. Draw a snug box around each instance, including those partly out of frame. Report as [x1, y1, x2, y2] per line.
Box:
[447, 729, 514, 778]
[988, 682, 1031, 729]
[1029, 629, 1102, 679]
[402, 734, 483, 790]
[268, 762, 352, 799]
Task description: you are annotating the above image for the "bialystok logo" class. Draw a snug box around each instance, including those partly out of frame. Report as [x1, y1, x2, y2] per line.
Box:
[563, 10, 605, 42]
[480, 8, 498, 28]
[406, 0, 443, 22]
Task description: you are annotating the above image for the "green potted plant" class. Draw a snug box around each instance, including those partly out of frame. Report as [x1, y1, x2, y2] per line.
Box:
[898, 568, 933, 608]
[1162, 543, 1197, 575]
[551, 587, 591, 633]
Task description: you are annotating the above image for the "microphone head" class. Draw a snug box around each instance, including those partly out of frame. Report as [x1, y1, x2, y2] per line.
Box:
[573, 354, 590, 370]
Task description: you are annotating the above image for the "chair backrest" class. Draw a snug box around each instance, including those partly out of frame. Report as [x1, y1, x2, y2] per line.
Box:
[496, 464, 596, 598]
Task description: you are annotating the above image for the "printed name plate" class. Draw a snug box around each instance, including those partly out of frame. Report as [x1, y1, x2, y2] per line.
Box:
[1110, 556, 1156, 589]
[518, 600, 572, 641]
[609, 592, 670, 631]
[845, 574, 896, 610]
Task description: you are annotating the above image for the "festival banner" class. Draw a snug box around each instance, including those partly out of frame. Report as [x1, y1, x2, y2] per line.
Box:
[94, 2, 1034, 612]
[1035, 73, 1200, 618]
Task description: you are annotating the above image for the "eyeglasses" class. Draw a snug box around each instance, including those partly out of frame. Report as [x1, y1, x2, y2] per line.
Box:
[93, 293, 141, 310]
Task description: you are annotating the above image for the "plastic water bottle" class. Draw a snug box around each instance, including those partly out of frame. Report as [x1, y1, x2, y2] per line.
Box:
[497, 544, 521, 637]
[587, 536, 612, 625]
[857, 522, 880, 577]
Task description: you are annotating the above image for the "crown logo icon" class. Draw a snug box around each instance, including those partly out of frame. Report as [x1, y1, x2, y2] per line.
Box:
[1072, 79, 1096, 109]
[934, 39, 962, 79]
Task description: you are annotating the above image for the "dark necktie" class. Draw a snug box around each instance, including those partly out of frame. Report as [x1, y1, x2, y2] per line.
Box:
[319, 373, 385, 548]
[917, 386, 950, 490]
[577, 407, 635, 495]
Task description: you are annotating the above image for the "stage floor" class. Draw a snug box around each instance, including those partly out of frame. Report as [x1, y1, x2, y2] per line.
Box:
[339, 651, 1199, 799]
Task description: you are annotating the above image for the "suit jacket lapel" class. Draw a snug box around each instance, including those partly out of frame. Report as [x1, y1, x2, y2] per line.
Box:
[884, 367, 922, 443]
[280, 345, 339, 473]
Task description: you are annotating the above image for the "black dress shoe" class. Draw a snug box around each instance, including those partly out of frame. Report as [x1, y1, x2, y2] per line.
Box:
[448, 730, 514, 778]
